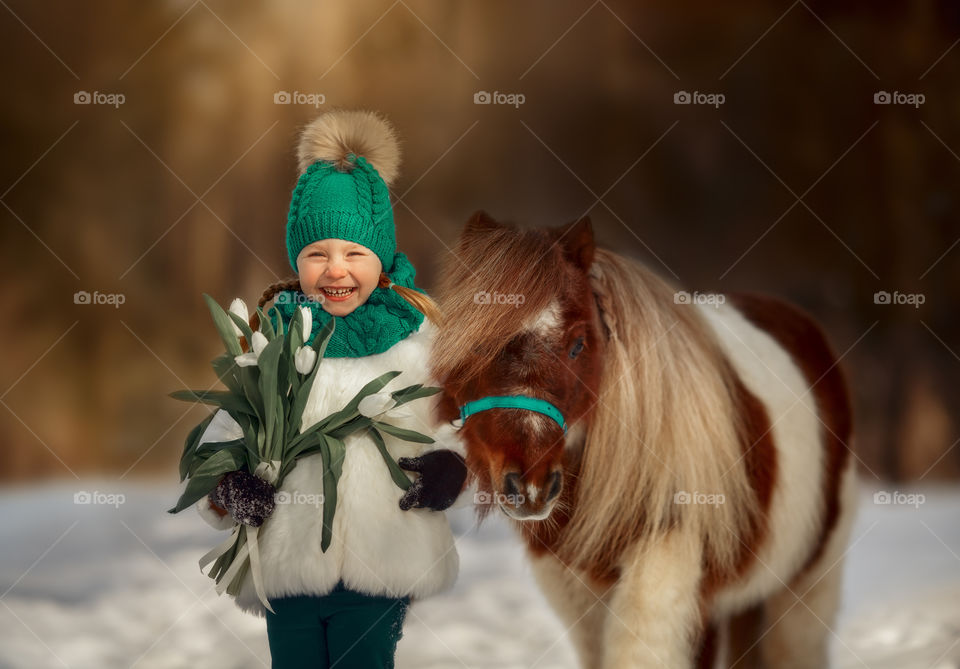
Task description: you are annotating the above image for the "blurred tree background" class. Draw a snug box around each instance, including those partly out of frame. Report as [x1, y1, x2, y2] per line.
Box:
[0, 0, 957, 484]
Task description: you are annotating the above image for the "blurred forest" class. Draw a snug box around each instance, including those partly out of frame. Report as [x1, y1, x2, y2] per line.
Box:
[0, 0, 957, 484]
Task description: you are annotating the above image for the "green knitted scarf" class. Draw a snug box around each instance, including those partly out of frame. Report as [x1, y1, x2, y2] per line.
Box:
[271, 251, 425, 358]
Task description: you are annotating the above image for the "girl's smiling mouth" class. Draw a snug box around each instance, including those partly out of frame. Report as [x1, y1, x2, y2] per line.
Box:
[320, 286, 357, 301]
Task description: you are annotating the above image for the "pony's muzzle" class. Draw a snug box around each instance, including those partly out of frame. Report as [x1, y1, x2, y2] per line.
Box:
[499, 469, 562, 521]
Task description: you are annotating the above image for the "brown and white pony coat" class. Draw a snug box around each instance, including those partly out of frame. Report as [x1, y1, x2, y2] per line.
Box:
[431, 212, 858, 668]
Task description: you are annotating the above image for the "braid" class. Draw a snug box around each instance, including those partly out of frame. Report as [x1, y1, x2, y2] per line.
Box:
[379, 272, 444, 326]
[241, 277, 301, 352]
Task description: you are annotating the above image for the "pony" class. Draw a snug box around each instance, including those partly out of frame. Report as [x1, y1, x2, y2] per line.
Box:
[430, 211, 858, 668]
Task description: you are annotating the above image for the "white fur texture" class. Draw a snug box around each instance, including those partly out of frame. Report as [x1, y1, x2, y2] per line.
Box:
[191, 319, 463, 617]
[296, 109, 401, 184]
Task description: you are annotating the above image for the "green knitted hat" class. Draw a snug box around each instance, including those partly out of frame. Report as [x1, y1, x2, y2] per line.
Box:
[286, 110, 402, 272]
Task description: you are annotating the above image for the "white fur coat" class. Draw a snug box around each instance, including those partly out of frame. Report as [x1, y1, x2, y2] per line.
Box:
[191, 319, 465, 617]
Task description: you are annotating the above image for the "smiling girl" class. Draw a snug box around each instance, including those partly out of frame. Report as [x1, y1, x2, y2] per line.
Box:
[191, 110, 467, 668]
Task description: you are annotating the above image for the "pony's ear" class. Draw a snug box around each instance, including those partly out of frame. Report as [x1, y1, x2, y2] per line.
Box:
[463, 210, 501, 237]
[560, 216, 595, 271]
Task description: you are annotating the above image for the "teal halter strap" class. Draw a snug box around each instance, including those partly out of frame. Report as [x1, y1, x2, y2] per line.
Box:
[459, 395, 567, 434]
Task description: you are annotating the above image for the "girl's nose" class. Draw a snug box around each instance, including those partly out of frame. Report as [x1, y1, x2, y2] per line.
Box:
[325, 262, 347, 279]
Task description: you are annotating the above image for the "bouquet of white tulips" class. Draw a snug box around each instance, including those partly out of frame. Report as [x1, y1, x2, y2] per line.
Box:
[168, 294, 440, 612]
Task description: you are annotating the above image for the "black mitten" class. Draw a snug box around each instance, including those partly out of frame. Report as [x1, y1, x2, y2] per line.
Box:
[209, 470, 276, 527]
[397, 450, 467, 511]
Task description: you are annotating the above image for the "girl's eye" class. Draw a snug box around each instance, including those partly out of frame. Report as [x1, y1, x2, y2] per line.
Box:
[569, 336, 585, 359]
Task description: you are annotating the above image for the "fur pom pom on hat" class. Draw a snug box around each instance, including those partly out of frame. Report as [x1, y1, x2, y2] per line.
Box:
[296, 110, 401, 184]
[286, 110, 402, 272]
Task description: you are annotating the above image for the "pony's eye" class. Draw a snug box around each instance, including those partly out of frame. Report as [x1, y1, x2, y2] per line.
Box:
[569, 336, 585, 358]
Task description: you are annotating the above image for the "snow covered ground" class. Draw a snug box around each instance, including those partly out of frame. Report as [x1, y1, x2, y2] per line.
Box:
[0, 478, 957, 668]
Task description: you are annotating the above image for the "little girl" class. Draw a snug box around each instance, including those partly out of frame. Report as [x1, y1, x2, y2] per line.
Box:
[191, 110, 468, 668]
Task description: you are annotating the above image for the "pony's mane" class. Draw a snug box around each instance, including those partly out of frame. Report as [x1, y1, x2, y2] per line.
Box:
[431, 224, 574, 384]
[559, 248, 758, 574]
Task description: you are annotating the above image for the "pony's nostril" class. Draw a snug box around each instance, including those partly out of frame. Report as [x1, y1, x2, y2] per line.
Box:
[545, 471, 562, 502]
[503, 472, 523, 499]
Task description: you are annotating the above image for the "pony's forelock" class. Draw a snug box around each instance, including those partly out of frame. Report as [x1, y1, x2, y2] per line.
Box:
[431, 226, 575, 386]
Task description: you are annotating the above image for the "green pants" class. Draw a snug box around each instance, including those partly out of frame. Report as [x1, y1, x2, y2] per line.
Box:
[265, 583, 409, 669]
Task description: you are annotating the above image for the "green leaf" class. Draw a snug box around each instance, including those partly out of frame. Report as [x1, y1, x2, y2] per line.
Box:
[391, 385, 442, 407]
[203, 294, 242, 357]
[269, 305, 284, 337]
[168, 448, 242, 513]
[286, 321, 334, 443]
[168, 390, 256, 416]
[286, 306, 304, 360]
[256, 306, 275, 340]
[239, 366, 263, 422]
[311, 319, 335, 356]
[211, 353, 242, 395]
[227, 311, 254, 343]
[194, 438, 246, 460]
[178, 413, 216, 482]
[206, 531, 241, 580]
[315, 371, 403, 434]
[373, 421, 436, 444]
[319, 437, 334, 552]
[257, 337, 283, 459]
[367, 428, 413, 491]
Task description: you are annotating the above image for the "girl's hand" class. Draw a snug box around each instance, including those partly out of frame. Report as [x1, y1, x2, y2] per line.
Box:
[209, 470, 277, 527]
[397, 450, 467, 512]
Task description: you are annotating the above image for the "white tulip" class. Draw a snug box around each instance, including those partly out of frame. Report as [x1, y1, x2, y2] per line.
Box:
[299, 306, 312, 342]
[228, 298, 249, 337]
[294, 346, 317, 375]
[251, 331, 269, 355]
[234, 331, 270, 367]
[234, 352, 258, 367]
[358, 392, 398, 418]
